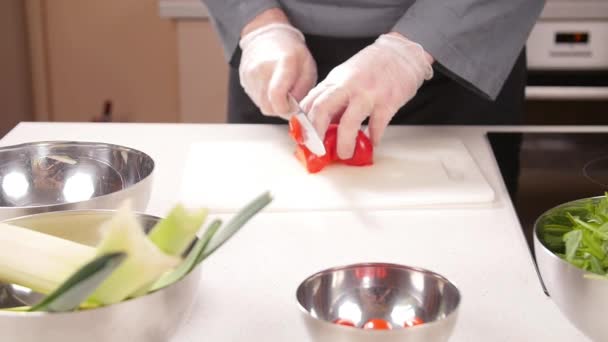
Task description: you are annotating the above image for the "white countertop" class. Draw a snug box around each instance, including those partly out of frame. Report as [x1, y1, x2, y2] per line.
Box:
[2, 122, 602, 341]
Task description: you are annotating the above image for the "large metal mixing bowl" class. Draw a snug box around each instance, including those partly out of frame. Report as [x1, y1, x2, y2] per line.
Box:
[0, 141, 154, 220]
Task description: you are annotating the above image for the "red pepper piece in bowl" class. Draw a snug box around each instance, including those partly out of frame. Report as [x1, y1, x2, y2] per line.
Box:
[332, 318, 356, 327]
[363, 318, 392, 330]
[404, 317, 425, 327]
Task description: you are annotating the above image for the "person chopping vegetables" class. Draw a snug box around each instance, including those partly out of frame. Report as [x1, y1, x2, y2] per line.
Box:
[201, 0, 544, 193]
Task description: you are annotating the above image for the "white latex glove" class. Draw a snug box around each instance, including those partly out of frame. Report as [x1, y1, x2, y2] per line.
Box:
[239, 23, 317, 118]
[301, 33, 434, 159]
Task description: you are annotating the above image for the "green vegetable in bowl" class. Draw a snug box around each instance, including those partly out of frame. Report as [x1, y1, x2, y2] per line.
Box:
[0, 222, 97, 296]
[0, 191, 273, 311]
[87, 201, 183, 305]
[148, 205, 208, 256]
[29, 252, 127, 312]
[539, 193, 608, 278]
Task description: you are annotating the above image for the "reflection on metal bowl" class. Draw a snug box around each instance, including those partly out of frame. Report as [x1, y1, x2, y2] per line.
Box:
[296, 263, 460, 342]
[0, 141, 154, 220]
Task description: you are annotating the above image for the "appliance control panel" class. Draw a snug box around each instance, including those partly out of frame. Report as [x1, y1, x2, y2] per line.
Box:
[527, 21, 608, 70]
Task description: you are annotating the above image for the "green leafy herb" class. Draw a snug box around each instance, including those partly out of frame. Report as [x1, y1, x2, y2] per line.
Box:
[563, 230, 582, 262]
[540, 193, 608, 277]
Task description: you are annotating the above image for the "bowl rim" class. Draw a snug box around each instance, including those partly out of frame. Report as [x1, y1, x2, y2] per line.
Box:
[294, 261, 461, 333]
[0, 208, 198, 318]
[532, 195, 606, 277]
[0, 140, 155, 211]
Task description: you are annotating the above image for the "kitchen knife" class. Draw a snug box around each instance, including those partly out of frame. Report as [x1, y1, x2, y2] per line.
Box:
[287, 94, 327, 156]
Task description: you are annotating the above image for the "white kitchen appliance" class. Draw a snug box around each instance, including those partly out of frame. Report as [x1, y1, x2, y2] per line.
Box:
[526, 0, 608, 100]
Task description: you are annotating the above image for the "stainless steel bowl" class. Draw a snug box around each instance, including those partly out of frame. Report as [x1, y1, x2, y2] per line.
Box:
[0, 141, 154, 221]
[296, 263, 461, 342]
[534, 196, 608, 342]
[0, 210, 201, 342]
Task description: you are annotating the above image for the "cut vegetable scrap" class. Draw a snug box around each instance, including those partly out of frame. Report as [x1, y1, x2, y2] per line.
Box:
[288, 118, 373, 173]
[88, 200, 180, 305]
[148, 204, 208, 256]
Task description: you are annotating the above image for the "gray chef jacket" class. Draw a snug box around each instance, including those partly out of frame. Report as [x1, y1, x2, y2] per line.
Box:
[201, 0, 545, 100]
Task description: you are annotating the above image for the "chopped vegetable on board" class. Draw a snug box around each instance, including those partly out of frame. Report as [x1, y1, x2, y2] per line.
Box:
[288, 118, 373, 173]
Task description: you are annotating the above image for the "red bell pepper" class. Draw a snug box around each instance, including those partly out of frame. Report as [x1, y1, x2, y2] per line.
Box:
[288, 117, 373, 173]
[288, 116, 304, 145]
[325, 124, 373, 166]
[294, 144, 331, 173]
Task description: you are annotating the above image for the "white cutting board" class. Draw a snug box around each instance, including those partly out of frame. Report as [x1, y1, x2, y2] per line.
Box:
[178, 135, 495, 212]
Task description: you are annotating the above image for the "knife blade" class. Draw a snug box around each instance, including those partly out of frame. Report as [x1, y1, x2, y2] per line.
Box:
[287, 94, 327, 157]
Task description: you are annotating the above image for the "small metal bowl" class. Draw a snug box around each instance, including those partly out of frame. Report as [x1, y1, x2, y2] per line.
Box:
[0, 141, 154, 221]
[0, 210, 201, 342]
[534, 196, 608, 342]
[296, 263, 461, 342]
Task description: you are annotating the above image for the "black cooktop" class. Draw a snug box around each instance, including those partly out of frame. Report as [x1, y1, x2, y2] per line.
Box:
[487, 131, 608, 293]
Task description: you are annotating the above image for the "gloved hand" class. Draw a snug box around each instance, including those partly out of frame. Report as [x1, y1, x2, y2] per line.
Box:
[239, 23, 317, 118]
[301, 33, 434, 159]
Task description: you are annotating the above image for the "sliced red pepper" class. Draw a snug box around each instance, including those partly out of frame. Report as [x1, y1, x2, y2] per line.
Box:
[363, 318, 392, 330]
[323, 125, 338, 162]
[288, 120, 373, 173]
[294, 144, 331, 173]
[322, 124, 373, 166]
[288, 116, 304, 145]
[341, 129, 373, 166]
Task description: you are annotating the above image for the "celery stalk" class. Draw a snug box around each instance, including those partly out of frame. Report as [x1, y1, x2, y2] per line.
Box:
[88, 201, 181, 305]
[148, 204, 208, 256]
[0, 223, 96, 295]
